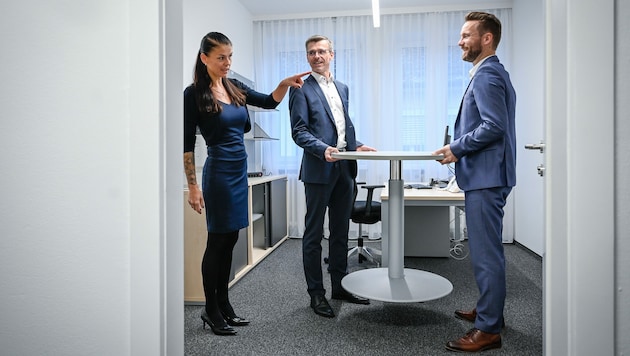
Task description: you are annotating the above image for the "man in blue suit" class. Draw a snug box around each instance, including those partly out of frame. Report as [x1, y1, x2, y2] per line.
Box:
[434, 12, 516, 352]
[289, 35, 376, 318]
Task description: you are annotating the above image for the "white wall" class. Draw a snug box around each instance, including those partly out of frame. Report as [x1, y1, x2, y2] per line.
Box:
[0, 0, 183, 355]
[183, 0, 255, 88]
[615, 0, 630, 353]
[0, 2, 131, 354]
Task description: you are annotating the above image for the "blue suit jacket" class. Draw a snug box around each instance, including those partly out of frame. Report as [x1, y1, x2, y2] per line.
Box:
[450, 56, 517, 191]
[289, 75, 360, 184]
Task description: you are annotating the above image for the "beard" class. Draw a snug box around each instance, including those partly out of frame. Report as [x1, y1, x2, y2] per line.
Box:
[462, 45, 482, 63]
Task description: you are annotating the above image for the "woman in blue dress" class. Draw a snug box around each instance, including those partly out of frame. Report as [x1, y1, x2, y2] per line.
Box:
[184, 32, 308, 336]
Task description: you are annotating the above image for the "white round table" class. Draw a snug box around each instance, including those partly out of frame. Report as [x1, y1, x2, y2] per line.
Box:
[332, 151, 453, 302]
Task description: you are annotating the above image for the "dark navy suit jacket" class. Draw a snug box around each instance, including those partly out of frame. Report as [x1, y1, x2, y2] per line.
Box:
[450, 56, 517, 191]
[289, 75, 361, 184]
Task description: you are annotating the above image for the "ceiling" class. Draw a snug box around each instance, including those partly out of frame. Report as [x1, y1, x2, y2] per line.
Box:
[238, 0, 511, 19]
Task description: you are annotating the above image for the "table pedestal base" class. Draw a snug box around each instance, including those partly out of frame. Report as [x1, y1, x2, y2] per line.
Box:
[341, 268, 453, 303]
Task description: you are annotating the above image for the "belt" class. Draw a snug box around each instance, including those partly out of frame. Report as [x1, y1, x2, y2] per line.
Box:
[337, 147, 347, 152]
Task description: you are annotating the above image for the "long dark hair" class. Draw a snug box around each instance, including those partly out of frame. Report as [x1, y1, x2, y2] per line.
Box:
[193, 32, 246, 114]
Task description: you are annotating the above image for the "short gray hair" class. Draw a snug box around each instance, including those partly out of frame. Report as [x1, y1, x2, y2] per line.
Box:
[305, 35, 334, 52]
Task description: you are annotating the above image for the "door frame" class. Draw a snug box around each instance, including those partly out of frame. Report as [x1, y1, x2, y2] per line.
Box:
[544, 0, 615, 354]
[150, 0, 618, 354]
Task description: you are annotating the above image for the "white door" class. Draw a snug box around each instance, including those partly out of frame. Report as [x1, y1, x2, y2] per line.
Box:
[514, 0, 615, 353]
[512, 0, 545, 256]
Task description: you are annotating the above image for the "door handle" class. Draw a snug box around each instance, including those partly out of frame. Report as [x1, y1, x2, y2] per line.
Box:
[525, 141, 545, 153]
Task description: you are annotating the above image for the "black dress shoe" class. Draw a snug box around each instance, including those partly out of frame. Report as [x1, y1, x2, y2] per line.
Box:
[310, 295, 335, 318]
[200, 312, 237, 336]
[331, 290, 370, 305]
[221, 311, 250, 326]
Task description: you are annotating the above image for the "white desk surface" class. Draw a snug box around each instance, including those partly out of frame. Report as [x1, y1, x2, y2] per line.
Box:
[247, 174, 286, 186]
[381, 185, 464, 201]
[332, 151, 443, 160]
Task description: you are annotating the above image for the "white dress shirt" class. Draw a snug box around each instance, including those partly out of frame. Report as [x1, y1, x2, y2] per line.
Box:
[469, 54, 496, 78]
[311, 72, 346, 149]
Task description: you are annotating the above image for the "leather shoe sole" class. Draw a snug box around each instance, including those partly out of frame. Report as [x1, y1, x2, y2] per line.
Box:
[331, 291, 370, 305]
[310, 295, 335, 318]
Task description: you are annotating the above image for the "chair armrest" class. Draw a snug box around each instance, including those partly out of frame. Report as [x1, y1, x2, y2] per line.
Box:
[360, 184, 385, 214]
[360, 184, 386, 190]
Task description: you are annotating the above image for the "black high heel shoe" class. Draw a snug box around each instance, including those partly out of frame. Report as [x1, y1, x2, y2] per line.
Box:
[221, 310, 250, 326]
[200, 312, 237, 336]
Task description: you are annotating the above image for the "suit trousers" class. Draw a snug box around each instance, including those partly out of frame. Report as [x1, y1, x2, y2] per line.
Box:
[464, 186, 512, 334]
[302, 160, 354, 297]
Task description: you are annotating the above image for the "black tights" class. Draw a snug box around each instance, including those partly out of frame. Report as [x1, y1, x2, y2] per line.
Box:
[202, 231, 239, 325]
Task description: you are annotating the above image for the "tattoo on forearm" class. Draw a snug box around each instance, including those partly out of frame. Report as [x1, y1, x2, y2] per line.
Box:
[183, 152, 197, 186]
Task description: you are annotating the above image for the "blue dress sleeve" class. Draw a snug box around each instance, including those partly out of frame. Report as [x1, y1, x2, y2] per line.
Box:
[183, 85, 199, 153]
[229, 78, 280, 110]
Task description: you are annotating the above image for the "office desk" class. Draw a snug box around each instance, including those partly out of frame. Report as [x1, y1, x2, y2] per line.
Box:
[381, 186, 464, 261]
[332, 151, 453, 303]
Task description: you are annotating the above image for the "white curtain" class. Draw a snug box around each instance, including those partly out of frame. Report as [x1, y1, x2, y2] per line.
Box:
[252, 9, 512, 238]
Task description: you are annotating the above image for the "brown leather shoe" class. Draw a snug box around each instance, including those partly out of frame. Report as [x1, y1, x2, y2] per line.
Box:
[454, 308, 477, 322]
[445, 328, 501, 352]
[454, 308, 506, 328]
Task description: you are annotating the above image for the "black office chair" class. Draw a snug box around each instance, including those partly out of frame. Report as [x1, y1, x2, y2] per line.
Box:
[347, 181, 385, 266]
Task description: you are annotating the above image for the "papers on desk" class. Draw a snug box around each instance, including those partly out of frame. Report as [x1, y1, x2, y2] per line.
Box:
[404, 183, 432, 189]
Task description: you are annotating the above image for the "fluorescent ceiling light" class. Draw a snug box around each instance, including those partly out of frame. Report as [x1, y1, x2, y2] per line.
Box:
[372, 0, 380, 28]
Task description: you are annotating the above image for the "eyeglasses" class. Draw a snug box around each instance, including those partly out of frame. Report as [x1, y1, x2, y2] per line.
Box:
[307, 49, 331, 57]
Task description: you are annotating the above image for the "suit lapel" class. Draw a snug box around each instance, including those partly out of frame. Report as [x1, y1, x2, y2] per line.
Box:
[333, 80, 348, 112]
[455, 78, 473, 130]
[306, 75, 336, 125]
[455, 56, 496, 126]
[454, 57, 498, 137]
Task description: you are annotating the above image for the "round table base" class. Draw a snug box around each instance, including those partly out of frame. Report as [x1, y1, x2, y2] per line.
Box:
[341, 268, 453, 303]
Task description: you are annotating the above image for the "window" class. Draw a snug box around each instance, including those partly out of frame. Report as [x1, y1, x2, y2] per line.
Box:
[254, 9, 510, 180]
[401, 46, 427, 152]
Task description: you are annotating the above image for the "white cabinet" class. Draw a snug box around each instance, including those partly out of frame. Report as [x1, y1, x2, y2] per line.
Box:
[184, 175, 288, 303]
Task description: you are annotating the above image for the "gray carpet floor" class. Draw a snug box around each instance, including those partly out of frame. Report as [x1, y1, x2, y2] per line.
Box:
[185, 238, 542, 355]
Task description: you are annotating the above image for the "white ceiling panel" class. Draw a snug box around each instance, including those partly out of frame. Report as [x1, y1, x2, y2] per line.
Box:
[239, 0, 512, 19]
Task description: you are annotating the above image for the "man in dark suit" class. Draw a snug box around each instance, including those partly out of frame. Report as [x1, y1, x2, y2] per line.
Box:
[289, 35, 376, 318]
[434, 12, 516, 352]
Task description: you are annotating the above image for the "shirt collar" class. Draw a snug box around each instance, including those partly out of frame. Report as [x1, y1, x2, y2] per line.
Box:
[311, 71, 333, 83]
[469, 54, 496, 78]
